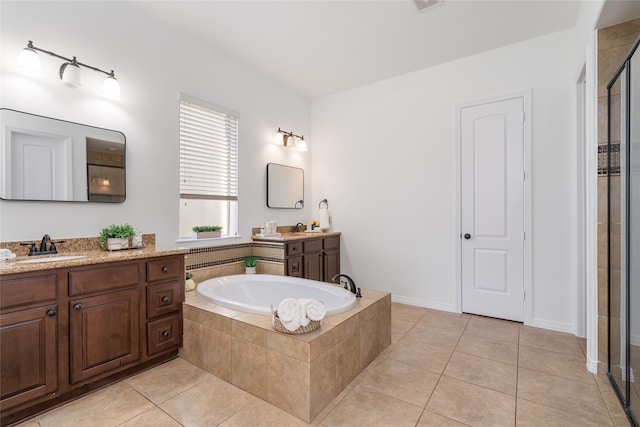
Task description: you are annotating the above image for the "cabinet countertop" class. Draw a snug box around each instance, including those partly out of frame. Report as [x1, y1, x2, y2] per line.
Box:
[0, 246, 188, 276]
[251, 231, 341, 243]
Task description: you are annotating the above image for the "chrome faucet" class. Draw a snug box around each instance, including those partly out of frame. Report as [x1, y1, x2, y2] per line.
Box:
[331, 274, 362, 298]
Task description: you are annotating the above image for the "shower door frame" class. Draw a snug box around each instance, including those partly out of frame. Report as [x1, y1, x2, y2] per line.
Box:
[607, 35, 640, 427]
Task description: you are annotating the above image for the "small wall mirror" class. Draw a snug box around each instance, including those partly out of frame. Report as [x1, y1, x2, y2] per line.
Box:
[266, 163, 304, 208]
[0, 109, 126, 202]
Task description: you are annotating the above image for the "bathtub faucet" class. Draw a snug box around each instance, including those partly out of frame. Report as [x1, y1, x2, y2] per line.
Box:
[331, 274, 362, 298]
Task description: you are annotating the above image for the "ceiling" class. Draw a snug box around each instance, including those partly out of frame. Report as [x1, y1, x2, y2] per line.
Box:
[131, 1, 587, 99]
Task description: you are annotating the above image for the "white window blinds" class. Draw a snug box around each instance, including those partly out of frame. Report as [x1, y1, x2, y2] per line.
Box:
[179, 99, 238, 201]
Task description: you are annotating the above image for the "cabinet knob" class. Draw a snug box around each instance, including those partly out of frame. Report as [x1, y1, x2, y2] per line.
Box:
[162, 331, 170, 338]
[162, 266, 169, 273]
[162, 296, 170, 304]
[73, 303, 82, 311]
[46, 309, 57, 317]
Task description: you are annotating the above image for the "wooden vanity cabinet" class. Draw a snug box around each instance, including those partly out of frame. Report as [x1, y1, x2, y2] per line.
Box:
[0, 253, 185, 426]
[285, 235, 340, 282]
[0, 273, 59, 411]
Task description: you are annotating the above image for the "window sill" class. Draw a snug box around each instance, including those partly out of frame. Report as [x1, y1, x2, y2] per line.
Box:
[176, 235, 243, 247]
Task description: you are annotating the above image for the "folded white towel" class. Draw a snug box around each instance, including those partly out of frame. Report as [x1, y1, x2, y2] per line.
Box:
[305, 299, 326, 321]
[0, 249, 16, 261]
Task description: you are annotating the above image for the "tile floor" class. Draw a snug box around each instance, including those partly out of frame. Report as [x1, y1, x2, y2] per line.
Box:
[14, 303, 631, 427]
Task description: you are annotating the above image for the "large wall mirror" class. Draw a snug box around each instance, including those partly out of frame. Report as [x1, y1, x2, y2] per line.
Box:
[266, 163, 303, 208]
[0, 109, 126, 202]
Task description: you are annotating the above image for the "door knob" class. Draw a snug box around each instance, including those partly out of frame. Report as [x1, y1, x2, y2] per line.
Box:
[162, 296, 170, 304]
[73, 303, 82, 311]
[46, 309, 57, 317]
[463, 233, 471, 240]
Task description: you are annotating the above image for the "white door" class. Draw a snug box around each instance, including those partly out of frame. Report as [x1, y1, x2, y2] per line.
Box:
[10, 131, 72, 200]
[460, 97, 525, 322]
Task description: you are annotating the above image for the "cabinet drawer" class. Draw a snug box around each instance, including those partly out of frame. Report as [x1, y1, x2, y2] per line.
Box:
[147, 281, 182, 319]
[324, 236, 340, 250]
[1, 274, 57, 309]
[303, 239, 322, 253]
[147, 315, 181, 356]
[286, 242, 302, 256]
[146, 257, 181, 282]
[69, 263, 139, 296]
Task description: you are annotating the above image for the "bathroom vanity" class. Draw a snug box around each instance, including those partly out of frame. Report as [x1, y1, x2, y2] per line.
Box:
[0, 247, 186, 426]
[252, 232, 341, 282]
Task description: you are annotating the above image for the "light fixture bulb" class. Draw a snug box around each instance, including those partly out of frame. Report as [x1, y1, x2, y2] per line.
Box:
[17, 46, 42, 77]
[297, 137, 308, 152]
[273, 130, 285, 145]
[60, 59, 83, 87]
[285, 134, 296, 148]
[101, 72, 120, 100]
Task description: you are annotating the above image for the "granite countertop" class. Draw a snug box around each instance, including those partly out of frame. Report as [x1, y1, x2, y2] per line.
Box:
[251, 231, 341, 243]
[0, 245, 188, 275]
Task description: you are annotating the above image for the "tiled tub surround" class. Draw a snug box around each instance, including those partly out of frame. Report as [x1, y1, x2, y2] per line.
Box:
[180, 288, 391, 422]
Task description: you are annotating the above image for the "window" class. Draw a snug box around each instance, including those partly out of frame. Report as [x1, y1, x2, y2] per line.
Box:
[179, 95, 238, 239]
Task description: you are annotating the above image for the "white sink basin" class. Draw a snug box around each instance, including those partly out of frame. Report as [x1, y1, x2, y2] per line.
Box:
[17, 255, 87, 264]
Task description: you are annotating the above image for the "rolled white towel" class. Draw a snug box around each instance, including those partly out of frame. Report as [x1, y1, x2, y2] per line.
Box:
[0, 249, 11, 255]
[298, 299, 311, 327]
[282, 306, 302, 331]
[277, 298, 298, 323]
[305, 299, 326, 321]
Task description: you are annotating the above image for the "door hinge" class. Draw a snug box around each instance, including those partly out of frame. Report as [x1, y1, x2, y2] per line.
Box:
[523, 291, 526, 301]
[521, 112, 525, 123]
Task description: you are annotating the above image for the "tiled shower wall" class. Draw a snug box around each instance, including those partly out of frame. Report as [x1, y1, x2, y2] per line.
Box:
[597, 18, 640, 374]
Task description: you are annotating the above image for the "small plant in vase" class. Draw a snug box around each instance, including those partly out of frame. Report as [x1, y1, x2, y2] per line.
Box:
[244, 256, 257, 274]
[185, 272, 196, 292]
[192, 225, 222, 239]
[99, 223, 135, 251]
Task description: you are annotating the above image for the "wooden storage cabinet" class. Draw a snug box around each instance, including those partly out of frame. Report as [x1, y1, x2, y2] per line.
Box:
[0, 253, 185, 426]
[0, 303, 58, 409]
[285, 235, 340, 282]
[69, 289, 140, 384]
[145, 257, 183, 358]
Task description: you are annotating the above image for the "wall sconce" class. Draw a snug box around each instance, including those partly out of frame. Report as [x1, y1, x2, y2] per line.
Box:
[273, 127, 308, 152]
[17, 40, 120, 100]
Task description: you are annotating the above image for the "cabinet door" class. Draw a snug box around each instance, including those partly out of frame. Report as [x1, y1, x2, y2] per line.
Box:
[69, 290, 140, 384]
[304, 252, 323, 281]
[0, 304, 58, 409]
[286, 256, 303, 277]
[324, 249, 340, 283]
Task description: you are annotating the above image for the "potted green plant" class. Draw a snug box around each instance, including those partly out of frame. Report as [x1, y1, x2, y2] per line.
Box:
[244, 256, 257, 274]
[192, 225, 222, 239]
[185, 272, 196, 291]
[99, 223, 135, 251]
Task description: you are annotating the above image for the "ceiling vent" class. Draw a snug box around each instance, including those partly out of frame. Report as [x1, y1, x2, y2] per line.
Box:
[414, 0, 441, 12]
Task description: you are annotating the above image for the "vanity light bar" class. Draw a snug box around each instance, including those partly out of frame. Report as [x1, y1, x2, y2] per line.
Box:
[273, 127, 308, 152]
[18, 40, 120, 100]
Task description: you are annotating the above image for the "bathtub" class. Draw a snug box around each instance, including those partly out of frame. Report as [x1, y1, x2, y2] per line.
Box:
[196, 274, 356, 315]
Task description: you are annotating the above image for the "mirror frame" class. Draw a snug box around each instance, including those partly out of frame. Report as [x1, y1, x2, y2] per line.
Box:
[266, 163, 304, 209]
[0, 108, 126, 203]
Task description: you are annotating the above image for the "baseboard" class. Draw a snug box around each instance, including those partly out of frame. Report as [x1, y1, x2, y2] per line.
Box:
[528, 317, 575, 334]
[391, 295, 457, 313]
[586, 355, 599, 374]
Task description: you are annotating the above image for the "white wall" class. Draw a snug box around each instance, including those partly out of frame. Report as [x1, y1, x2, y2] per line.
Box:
[0, 1, 311, 247]
[311, 28, 580, 331]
